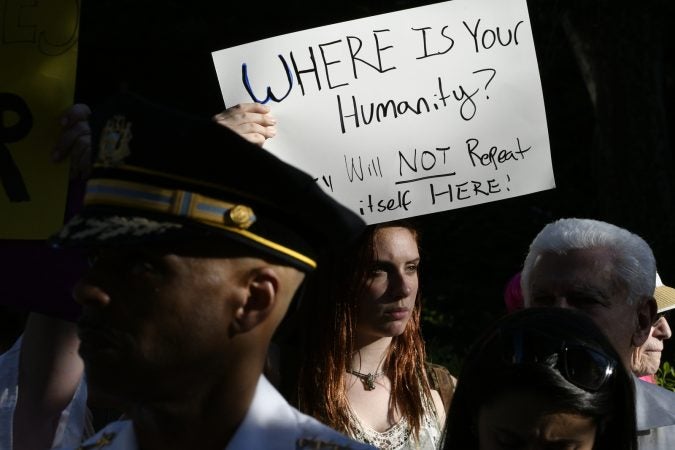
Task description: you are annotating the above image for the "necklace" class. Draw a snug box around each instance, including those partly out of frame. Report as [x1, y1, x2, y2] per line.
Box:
[347, 368, 385, 390]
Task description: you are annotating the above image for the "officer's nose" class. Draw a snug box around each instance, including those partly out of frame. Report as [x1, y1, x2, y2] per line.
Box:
[73, 277, 111, 308]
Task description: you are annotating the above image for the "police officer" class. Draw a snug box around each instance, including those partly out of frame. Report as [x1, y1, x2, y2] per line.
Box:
[50, 92, 374, 450]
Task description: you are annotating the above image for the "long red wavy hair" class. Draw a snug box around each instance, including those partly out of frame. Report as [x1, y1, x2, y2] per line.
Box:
[296, 221, 434, 437]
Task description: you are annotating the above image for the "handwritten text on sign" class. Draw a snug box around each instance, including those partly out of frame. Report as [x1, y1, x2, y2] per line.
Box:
[0, 0, 79, 238]
[212, 0, 554, 224]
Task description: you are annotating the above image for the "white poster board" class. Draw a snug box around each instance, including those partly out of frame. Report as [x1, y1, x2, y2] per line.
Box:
[212, 0, 554, 224]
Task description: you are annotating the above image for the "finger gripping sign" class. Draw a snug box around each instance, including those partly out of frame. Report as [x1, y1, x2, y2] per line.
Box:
[0, 93, 33, 202]
[212, 0, 555, 224]
[0, 0, 79, 238]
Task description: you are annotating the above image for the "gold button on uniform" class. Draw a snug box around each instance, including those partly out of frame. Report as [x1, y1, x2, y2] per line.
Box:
[227, 205, 256, 229]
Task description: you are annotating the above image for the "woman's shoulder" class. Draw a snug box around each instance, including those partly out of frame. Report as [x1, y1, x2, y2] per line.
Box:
[424, 362, 457, 415]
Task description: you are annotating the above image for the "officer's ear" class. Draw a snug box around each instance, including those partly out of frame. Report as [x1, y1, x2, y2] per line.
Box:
[632, 296, 657, 347]
[231, 267, 279, 335]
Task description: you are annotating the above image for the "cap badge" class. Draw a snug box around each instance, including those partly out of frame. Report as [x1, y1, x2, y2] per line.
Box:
[225, 205, 256, 229]
[98, 115, 132, 167]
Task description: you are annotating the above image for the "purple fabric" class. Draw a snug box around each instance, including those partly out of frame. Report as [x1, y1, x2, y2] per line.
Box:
[0, 179, 86, 322]
[504, 272, 524, 314]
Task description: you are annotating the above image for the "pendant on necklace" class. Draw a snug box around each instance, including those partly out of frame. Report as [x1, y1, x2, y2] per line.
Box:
[362, 374, 376, 391]
[347, 368, 383, 391]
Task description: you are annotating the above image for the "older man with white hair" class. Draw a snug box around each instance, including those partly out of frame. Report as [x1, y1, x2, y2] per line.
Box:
[521, 218, 675, 449]
[631, 274, 674, 383]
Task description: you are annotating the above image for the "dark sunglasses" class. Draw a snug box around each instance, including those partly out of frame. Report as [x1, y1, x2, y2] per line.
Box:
[499, 330, 616, 392]
[657, 310, 673, 324]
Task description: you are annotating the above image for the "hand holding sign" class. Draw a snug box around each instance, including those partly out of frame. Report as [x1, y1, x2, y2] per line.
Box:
[52, 103, 92, 180]
[213, 102, 277, 146]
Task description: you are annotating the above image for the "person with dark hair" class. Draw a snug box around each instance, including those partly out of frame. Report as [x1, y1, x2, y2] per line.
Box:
[443, 307, 637, 450]
[296, 222, 453, 450]
[36, 91, 374, 450]
[521, 218, 675, 448]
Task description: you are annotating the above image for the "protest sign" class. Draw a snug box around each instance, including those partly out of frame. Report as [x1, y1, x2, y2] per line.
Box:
[212, 0, 554, 224]
[0, 0, 79, 238]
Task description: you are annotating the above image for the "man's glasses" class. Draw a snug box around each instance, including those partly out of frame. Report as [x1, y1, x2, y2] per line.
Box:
[500, 330, 616, 392]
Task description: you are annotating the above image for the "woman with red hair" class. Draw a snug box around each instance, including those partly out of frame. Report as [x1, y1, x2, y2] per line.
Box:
[295, 222, 450, 449]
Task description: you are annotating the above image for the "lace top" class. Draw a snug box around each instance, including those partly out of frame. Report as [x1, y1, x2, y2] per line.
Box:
[346, 405, 442, 450]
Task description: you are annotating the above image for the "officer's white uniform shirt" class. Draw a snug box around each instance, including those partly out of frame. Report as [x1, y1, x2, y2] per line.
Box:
[635, 377, 675, 449]
[0, 336, 90, 450]
[61, 376, 375, 450]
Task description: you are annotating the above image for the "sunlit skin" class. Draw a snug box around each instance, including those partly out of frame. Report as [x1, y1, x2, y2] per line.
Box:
[525, 248, 653, 368]
[478, 390, 597, 450]
[632, 315, 672, 377]
[356, 226, 420, 341]
[347, 226, 445, 433]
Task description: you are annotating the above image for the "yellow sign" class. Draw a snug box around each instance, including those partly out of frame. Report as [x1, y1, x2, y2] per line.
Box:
[0, 0, 80, 239]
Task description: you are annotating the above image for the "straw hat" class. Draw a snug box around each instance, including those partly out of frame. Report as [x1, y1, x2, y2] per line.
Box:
[655, 273, 675, 314]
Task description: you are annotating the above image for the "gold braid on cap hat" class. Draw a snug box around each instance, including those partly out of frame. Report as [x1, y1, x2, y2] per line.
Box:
[83, 178, 317, 269]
